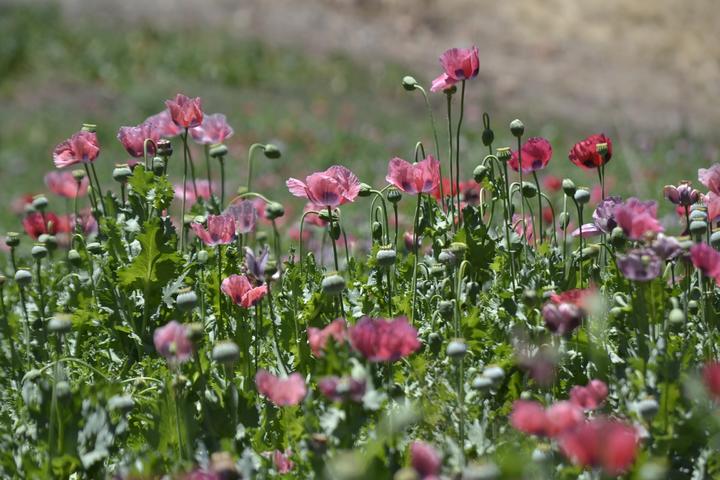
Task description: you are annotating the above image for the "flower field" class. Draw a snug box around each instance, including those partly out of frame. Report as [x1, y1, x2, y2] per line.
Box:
[3, 37, 720, 479]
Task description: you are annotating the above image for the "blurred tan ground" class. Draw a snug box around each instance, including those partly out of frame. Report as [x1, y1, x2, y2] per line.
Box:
[52, 0, 720, 135]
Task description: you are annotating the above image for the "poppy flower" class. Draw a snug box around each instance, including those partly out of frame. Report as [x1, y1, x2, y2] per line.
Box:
[318, 376, 366, 402]
[174, 180, 215, 205]
[664, 181, 699, 207]
[145, 109, 182, 138]
[221, 274, 268, 308]
[571, 223, 602, 238]
[690, 243, 720, 282]
[702, 362, 720, 401]
[385, 156, 441, 195]
[191, 214, 235, 246]
[509, 137, 552, 173]
[430, 46, 479, 92]
[53, 130, 100, 168]
[153, 320, 192, 364]
[224, 199, 258, 234]
[117, 122, 159, 157]
[23, 211, 60, 239]
[69, 211, 98, 237]
[592, 196, 622, 234]
[271, 449, 294, 474]
[244, 245, 270, 281]
[651, 234, 682, 261]
[286, 165, 360, 208]
[307, 318, 347, 356]
[190, 113, 234, 144]
[348, 316, 420, 362]
[699, 164, 720, 195]
[614, 198, 663, 240]
[510, 400, 548, 436]
[558, 418, 638, 476]
[543, 175, 563, 192]
[11, 194, 35, 215]
[165, 94, 204, 129]
[44, 171, 89, 199]
[545, 401, 585, 437]
[706, 192, 720, 223]
[410, 441, 442, 479]
[568, 133, 612, 170]
[255, 370, 307, 406]
[616, 248, 663, 282]
[512, 213, 534, 243]
[570, 379, 609, 410]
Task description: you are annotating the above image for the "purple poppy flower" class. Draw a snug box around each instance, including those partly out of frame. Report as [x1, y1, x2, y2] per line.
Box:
[592, 196, 622, 234]
[244, 245, 270, 281]
[651, 234, 683, 261]
[616, 248, 662, 281]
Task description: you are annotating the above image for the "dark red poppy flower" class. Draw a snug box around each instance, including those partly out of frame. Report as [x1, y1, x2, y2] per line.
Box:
[386, 156, 441, 195]
[307, 318, 347, 356]
[44, 171, 89, 199]
[221, 274, 268, 308]
[568, 133, 612, 170]
[509, 137, 552, 173]
[255, 370, 307, 406]
[165, 94, 204, 129]
[191, 214, 235, 246]
[53, 130, 100, 168]
[348, 316, 420, 362]
[23, 211, 60, 239]
[430, 46, 479, 92]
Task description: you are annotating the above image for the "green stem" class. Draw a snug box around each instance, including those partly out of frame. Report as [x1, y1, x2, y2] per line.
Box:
[410, 194, 422, 324]
[204, 144, 213, 199]
[532, 171, 543, 244]
[219, 155, 226, 209]
[445, 92, 455, 226]
[246, 143, 266, 192]
[455, 80, 466, 228]
[416, 85, 445, 211]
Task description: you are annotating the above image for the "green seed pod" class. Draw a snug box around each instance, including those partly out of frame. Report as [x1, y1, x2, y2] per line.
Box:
[521, 181, 537, 198]
[108, 394, 135, 413]
[473, 165, 489, 184]
[176, 289, 198, 311]
[496, 147, 511, 163]
[428, 332, 442, 354]
[5, 232, 20, 248]
[438, 300, 454, 319]
[32, 195, 48, 211]
[157, 139, 173, 157]
[466, 281, 480, 303]
[329, 222, 341, 240]
[562, 179, 576, 197]
[42, 235, 58, 251]
[209, 143, 228, 158]
[48, 315, 72, 334]
[31, 244, 48, 259]
[68, 249, 82, 268]
[86, 242, 102, 255]
[401, 75, 418, 91]
[387, 187, 402, 204]
[580, 245, 600, 260]
[609, 306, 625, 318]
[595, 142, 609, 156]
[263, 144, 281, 159]
[186, 322, 204, 343]
[152, 157, 165, 175]
[264, 202, 285, 220]
[558, 212, 570, 230]
[688, 300, 699, 315]
[689, 220, 707, 236]
[574, 188, 590, 205]
[689, 209, 707, 222]
[72, 169, 86, 182]
[197, 250, 209, 265]
[371, 222, 383, 242]
[81, 123, 97, 133]
[55, 381, 72, 400]
[321, 273, 346, 296]
[509, 119, 525, 138]
[14, 269, 32, 286]
[448, 242, 467, 259]
[636, 398, 659, 420]
[358, 183, 373, 198]
[610, 227, 626, 248]
[376, 248, 397, 267]
[446, 339, 467, 359]
[472, 376, 493, 391]
[212, 340, 240, 365]
[444, 84, 457, 95]
[483, 366, 505, 383]
[668, 308, 685, 325]
[710, 231, 720, 248]
[113, 164, 133, 183]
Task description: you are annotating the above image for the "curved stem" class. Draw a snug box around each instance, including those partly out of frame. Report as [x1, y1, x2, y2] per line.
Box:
[246, 143, 266, 192]
[416, 85, 445, 211]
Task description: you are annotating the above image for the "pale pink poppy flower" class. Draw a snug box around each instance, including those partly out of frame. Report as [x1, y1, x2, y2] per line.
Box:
[699, 164, 720, 195]
[191, 214, 235, 246]
[44, 171, 89, 198]
[385, 156, 440, 195]
[307, 318, 347, 356]
[348, 316, 420, 362]
[272, 449, 294, 474]
[153, 320, 193, 364]
[255, 370, 307, 406]
[174, 180, 215, 205]
[544, 401, 584, 437]
[223, 199, 257, 234]
[221, 274, 268, 308]
[570, 223, 602, 238]
[430, 46, 479, 92]
[510, 400, 547, 436]
[145, 109, 182, 138]
[690, 243, 720, 284]
[165, 93, 204, 129]
[190, 113, 234, 144]
[286, 165, 360, 208]
[117, 122, 159, 157]
[53, 130, 100, 168]
[570, 379, 609, 410]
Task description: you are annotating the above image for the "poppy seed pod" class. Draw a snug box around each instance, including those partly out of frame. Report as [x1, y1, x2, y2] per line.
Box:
[444, 84, 457, 95]
[689, 220, 707, 236]
[449, 242, 467, 259]
[562, 179, 576, 197]
[595, 142, 609, 156]
[321, 273, 346, 296]
[81, 123, 97, 133]
[152, 157, 165, 175]
[472, 375, 493, 391]
[401, 75, 418, 91]
[574, 188, 590, 205]
[358, 183, 373, 197]
[710, 231, 720, 248]
[557, 212, 570, 229]
[212, 340, 240, 365]
[483, 365, 505, 383]
[438, 300, 454, 319]
[446, 339, 467, 359]
[176, 289, 198, 311]
[387, 187, 402, 204]
[186, 322, 204, 343]
[68, 249, 82, 267]
[521, 182, 537, 198]
[113, 164, 132, 183]
[48, 315, 72, 334]
[668, 308, 685, 325]
[263, 144, 281, 159]
[496, 147, 511, 163]
[636, 398, 659, 420]
[376, 248, 397, 267]
[14, 269, 32, 286]
[438, 249, 456, 266]
[197, 250, 209, 265]
[31, 244, 48, 259]
[688, 300, 699, 315]
[5, 232, 20, 248]
[473, 165, 489, 184]
[509, 119, 525, 138]
[86, 242, 102, 255]
[72, 169, 86, 182]
[265, 202, 285, 220]
[156, 139, 173, 157]
[40, 234, 58, 251]
[108, 394, 135, 414]
[209, 143, 228, 158]
[32, 195, 48, 211]
[689, 209, 707, 221]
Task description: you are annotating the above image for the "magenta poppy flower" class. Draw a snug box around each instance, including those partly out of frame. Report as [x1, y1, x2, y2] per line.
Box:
[318, 376, 366, 402]
[663, 181, 699, 206]
[690, 243, 720, 282]
[190, 113, 234, 144]
[568, 133, 613, 170]
[410, 441, 442, 479]
[165, 94, 204, 129]
[699, 164, 720, 195]
[348, 316, 420, 362]
[255, 370, 307, 406]
[617, 247, 663, 282]
[651, 234, 683, 260]
[271, 449, 294, 474]
[71, 210, 98, 237]
[53, 130, 100, 168]
[308, 318, 347, 356]
[614, 198, 663, 240]
[117, 122, 159, 158]
[558, 418, 638, 476]
[145, 109, 182, 138]
[44, 171, 89, 199]
[286, 165, 360, 208]
[223, 199, 258, 234]
[509, 137, 552, 173]
[385, 155, 441, 195]
[703, 362, 720, 401]
[545, 401, 584, 437]
[430, 46, 479, 92]
[570, 379, 609, 410]
[510, 400, 547, 436]
[191, 214, 235, 246]
[221, 274, 268, 308]
[23, 211, 60, 239]
[153, 320, 193, 364]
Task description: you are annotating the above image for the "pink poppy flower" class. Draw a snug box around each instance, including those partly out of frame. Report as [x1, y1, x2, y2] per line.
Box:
[568, 133, 613, 170]
[191, 214, 235, 246]
[224, 199, 258, 234]
[703, 362, 720, 401]
[145, 109, 182, 138]
[318, 376, 366, 402]
[410, 441, 442, 479]
[614, 198, 663, 240]
[430, 46, 479, 92]
[512, 213, 534, 243]
[570, 223, 602, 238]
[510, 400, 547, 436]
[509, 137, 552, 173]
[23, 212, 60, 239]
[385, 156, 441, 195]
[255, 370, 307, 406]
[307, 318, 347, 356]
[221, 274, 268, 308]
[699, 164, 720, 195]
[69, 210, 98, 237]
[174, 180, 215, 205]
[190, 113, 234, 144]
[558, 418, 638, 476]
[165, 94, 204, 129]
[272, 449, 294, 474]
[545, 401, 584, 437]
[570, 379, 609, 410]
[53, 130, 100, 168]
[663, 181, 699, 206]
[348, 316, 420, 362]
[690, 243, 720, 283]
[543, 175, 562, 192]
[430, 177, 455, 202]
[117, 122, 159, 157]
[286, 165, 360, 208]
[153, 320, 192, 364]
[183, 469, 219, 480]
[44, 171, 89, 199]
[706, 192, 720, 223]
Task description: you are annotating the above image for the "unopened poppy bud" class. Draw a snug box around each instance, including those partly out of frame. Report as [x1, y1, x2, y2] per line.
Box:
[447, 339, 467, 358]
[186, 322, 204, 343]
[595, 142, 609, 156]
[329, 222, 341, 240]
[358, 183, 373, 197]
[263, 144, 281, 159]
[438, 249, 456, 266]
[574, 188, 590, 205]
[157, 139, 173, 157]
[376, 248, 397, 267]
[113, 164, 132, 183]
[72, 169, 86, 181]
[5, 232, 20, 247]
[610, 226, 625, 247]
[197, 250, 209, 265]
[482, 128, 495, 147]
[509, 119, 525, 138]
[636, 398, 659, 420]
[689, 220, 707, 237]
[265, 202, 285, 220]
[483, 365, 505, 383]
[0, 275, 5, 287]
[31, 244, 48, 259]
[521, 182, 537, 198]
[473, 165, 489, 184]
[81, 123, 97, 133]
[438, 300, 454, 319]
[444, 84, 457, 95]
[108, 394, 135, 413]
[32, 195, 48, 211]
[212, 340, 240, 365]
[562, 179, 576, 197]
[176, 288, 198, 311]
[321, 273, 346, 295]
[86, 242, 102, 255]
[14, 268, 32, 286]
[68, 249, 82, 267]
[668, 308, 685, 324]
[609, 306, 625, 318]
[688, 300, 699, 314]
[449, 242, 467, 259]
[472, 376, 493, 391]
[152, 157, 165, 175]
[401, 75, 418, 91]
[48, 315, 72, 334]
[372, 222, 383, 242]
[467, 281, 480, 302]
[387, 187, 402, 204]
[394, 468, 419, 480]
[496, 147, 511, 162]
[580, 245, 600, 260]
[55, 381, 71, 399]
[710, 231, 720, 248]
[209, 143, 228, 158]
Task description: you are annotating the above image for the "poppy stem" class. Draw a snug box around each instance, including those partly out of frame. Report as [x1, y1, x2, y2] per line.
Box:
[180, 134, 189, 252]
[576, 201, 585, 288]
[445, 91, 455, 228]
[204, 144, 214, 201]
[415, 85, 445, 212]
[247, 143, 266, 193]
[533, 171, 544, 244]
[183, 129, 199, 198]
[217, 245, 224, 338]
[410, 194, 422, 324]
[500, 158, 517, 293]
[89, 162, 106, 216]
[455, 80, 466, 229]
[516, 136, 527, 254]
[219, 155, 226, 210]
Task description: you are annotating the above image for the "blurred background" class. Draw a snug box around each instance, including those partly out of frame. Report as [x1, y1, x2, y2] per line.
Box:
[0, 0, 718, 230]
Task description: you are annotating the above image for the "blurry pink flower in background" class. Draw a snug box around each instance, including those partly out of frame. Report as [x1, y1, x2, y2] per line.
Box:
[614, 198, 663, 240]
[145, 109, 182, 138]
[44, 171, 89, 198]
[255, 370, 307, 406]
[699, 164, 720, 195]
[53, 130, 100, 168]
[308, 318, 347, 356]
[153, 320, 192, 364]
[272, 449, 294, 474]
[117, 122, 159, 157]
[690, 243, 720, 283]
[224, 199, 257, 234]
[165, 93, 204, 129]
[510, 400, 548, 436]
[318, 376, 366, 402]
[558, 418, 638, 476]
[570, 379, 609, 410]
[190, 113, 234, 144]
[385, 156, 440, 195]
[349, 316, 420, 362]
[191, 214, 235, 246]
[174, 180, 215, 205]
[410, 441, 442, 479]
[430, 46, 479, 92]
[703, 361, 720, 401]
